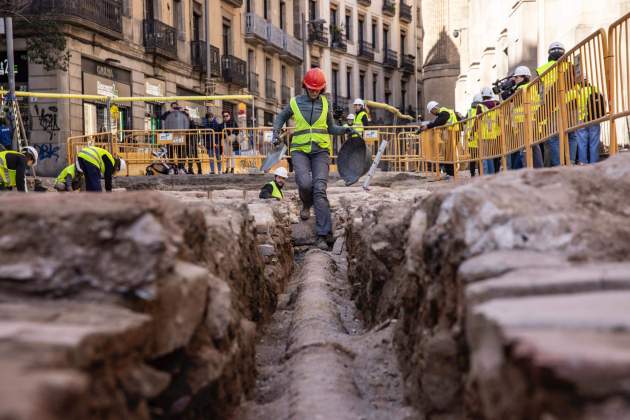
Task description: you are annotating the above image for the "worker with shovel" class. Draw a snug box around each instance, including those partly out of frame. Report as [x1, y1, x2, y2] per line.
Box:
[271, 68, 357, 250]
[0, 146, 38, 192]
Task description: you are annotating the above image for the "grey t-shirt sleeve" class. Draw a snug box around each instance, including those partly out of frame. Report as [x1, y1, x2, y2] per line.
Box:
[273, 104, 294, 137]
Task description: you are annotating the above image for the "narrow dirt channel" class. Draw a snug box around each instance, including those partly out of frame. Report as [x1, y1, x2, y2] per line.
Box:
[232, 232, 420, 420]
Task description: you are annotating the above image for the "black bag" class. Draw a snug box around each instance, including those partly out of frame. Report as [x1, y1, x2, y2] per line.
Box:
[587, 91, 607, 121]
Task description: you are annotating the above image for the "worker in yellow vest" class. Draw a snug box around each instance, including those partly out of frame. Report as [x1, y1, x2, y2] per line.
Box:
[421, 100, 458, 176]
[537, 41, 566, 166]
[352, 99, 370, 133]
[259, 166, 288, 200]
[271, 68, 356, 250]
[54, 163, 83, 192]
[76, 146, 126, 192]
[466, 94, 488, 177]
[0, 146, 38, 192]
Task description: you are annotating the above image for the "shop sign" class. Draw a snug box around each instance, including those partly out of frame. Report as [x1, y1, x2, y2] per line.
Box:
[0, 51, 28, 83]
[145, 78, 165, 97]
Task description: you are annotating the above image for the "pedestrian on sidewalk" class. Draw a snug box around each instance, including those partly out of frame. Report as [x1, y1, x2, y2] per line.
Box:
[272, 68, 357, 250]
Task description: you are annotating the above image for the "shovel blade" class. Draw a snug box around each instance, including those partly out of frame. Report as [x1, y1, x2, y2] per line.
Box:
[260, 145, 287, 172]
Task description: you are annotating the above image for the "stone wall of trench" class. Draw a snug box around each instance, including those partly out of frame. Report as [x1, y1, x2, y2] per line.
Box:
[345, 155, 630, 419]
[0, 191, 293, 419]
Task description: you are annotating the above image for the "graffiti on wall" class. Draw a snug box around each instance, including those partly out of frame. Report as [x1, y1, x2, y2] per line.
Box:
[33, 104, 60, 142]
[34, 143, 60, 162]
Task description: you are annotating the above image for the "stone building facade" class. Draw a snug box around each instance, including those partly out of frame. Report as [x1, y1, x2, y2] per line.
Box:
[417, 0, 630, 114]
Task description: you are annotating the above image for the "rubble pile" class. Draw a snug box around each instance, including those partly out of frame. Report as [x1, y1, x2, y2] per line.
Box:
[0, 191, 293, 419]
[345, 155, 630, 419]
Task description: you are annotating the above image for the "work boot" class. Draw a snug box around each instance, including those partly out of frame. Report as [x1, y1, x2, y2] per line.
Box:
[315, 236, 329, 251]
[300, 206, 311, 221]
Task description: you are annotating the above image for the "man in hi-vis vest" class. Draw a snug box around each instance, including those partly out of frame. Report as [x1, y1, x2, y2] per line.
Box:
[272, 68, 357, 250]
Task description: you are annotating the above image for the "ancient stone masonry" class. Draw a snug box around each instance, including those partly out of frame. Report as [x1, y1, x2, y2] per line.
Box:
[344, 155, 630, 419]
[0, 191, 293, 419]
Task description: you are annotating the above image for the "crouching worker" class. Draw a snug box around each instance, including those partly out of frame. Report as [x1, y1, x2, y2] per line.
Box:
[259, 166, 288, 200]
[0, 146, 38, 192]
[76, 146, 126, 192]
[54, 164, 83, 192]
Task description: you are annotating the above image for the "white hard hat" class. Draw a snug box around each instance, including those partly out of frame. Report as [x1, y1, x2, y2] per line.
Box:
[426, 101, 439, 114]
[548, 41, 565, 52]
[481, 87, 493, 98]
[346, 113, 355, 120]
[472, 93, 483, 104]
[353, 98, 365, 106]
[273, 166, 288, 178]
[22, 146, 38, 166]
[513, 65, 532, 78]
[117, 158, 127, 174]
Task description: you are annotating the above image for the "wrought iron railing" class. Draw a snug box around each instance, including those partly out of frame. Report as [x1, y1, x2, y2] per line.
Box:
[248, 72, 260, 95]
[25, 0, 123, 36]
[222, 55, 247, 87]
[244, 12, 268, 42]
[143, 19, 178, 59]
[331, 28, 347, 52]
[358, 40, 374, 61]
[357, 0, 371, 6]
[384, 48, 398, 68]
[266, 23, 285, 50]
[401, 54, 415, 73]
[265, 79, 277, 100]
[281, 85, 291, 105]
[383, 0, 396, 16]
[308, 21, 329, 45]
[282, 33, 304, 61]
[399, 2, 412, 22]
[191, 41, 221, 77]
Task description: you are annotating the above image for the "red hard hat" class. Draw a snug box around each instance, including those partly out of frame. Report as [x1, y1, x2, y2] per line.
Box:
[303, 68, 327, 91]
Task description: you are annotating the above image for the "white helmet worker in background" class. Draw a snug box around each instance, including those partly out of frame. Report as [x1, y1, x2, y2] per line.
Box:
[116, 158, 127, 175]
[426, 100, 440, 116]
[0, 145, 39, 192]
[513, 65, 532, 78]
[346, 113, 355, 126]
[472, 93, 483, 105]
[481, 87, 494, 99]
[260, 166, 288, 200]
[548, 41, 566, 61]
[352, 99, 369, 133]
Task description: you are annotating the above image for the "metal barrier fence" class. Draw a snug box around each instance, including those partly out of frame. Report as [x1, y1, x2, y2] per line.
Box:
[608, 12, 630, 152]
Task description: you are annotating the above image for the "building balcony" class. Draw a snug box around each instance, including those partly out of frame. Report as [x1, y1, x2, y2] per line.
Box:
[280, 33, 304, 64]
[191, 41, 221, 77]
[222, 0, 243, 7]
[244, 13, 268, 46]
[383, 0, 396, 17]
[383, 48, 398, 69]
[308, 21, 329, 47]
[399, 2, 412, 23]
[357, 0, 371, 6]
[358, 40, 374, 62]
[401, 54, 415, 74]
[248, 72, 260, 96]
[143, 19, 178, 60]
[281, 85, 291, 106]
[265, 79, 277, 102]
[265, 23, 285, 53]
[25, 0, 123, 39]
[330, 29, 347, 53]
[222, 55, 247, 87]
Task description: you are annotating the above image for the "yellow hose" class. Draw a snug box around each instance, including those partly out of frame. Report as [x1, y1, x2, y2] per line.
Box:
[365, 100, 415, 121]
[0, 91, 253, 103]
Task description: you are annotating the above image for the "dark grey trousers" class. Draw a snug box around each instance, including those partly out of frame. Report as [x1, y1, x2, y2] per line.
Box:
[292, 149, 332, 237]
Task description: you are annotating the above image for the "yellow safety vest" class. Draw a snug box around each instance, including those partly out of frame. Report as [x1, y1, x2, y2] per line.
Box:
[77, 146, 115, 174]
[267, 180, 283, 200]
[0, 150, 23, 187]
[481, 108, 500, 140]
[439, 107, 457, 125]
[353, 110, 369, 133]
[466, 104, 488, 148]
[513, 84, 530, 124]
[56, 164, 77, 184]
[568, 85, 597, 122]
[289, 96, 331, 154]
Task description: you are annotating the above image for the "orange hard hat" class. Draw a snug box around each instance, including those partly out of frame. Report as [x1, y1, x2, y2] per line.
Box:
[303, 67, 327, 91]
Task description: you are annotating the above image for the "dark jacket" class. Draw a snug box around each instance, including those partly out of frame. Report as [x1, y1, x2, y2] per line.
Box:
[427, 111, 453, 129]
[218, 118, 239, 151]
[4, 152, 27, 192]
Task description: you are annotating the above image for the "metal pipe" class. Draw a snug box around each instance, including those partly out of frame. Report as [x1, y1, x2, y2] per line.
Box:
[4, 17, 17, 150]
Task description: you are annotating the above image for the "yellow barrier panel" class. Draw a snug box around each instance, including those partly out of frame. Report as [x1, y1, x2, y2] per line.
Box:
[608, 12, 630, 153]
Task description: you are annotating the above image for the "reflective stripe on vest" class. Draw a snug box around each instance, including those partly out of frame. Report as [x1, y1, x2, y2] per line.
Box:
[289, 96, 331, 154]
[353, 110, 368, 133]
[77, 146, 114, 174]
[268, 180, 283, 200]
[0, 150, 22, 187]
[56, 164, 77, 184]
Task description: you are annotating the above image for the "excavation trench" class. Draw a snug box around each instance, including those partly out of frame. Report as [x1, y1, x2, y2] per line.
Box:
[233, 234, 419, 420]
